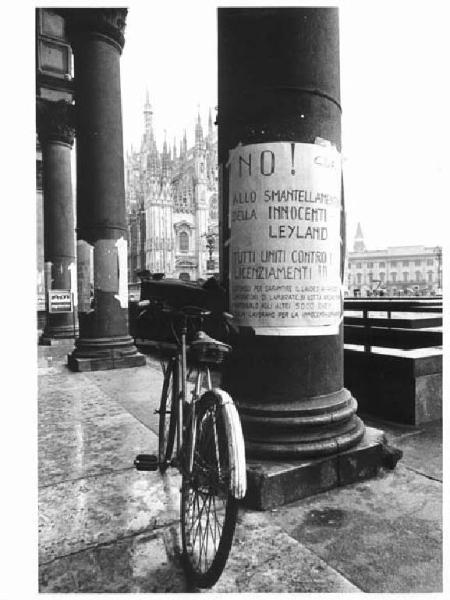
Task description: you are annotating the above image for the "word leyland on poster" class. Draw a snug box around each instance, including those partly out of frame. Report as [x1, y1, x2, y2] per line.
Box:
[228, 141, 342, 335]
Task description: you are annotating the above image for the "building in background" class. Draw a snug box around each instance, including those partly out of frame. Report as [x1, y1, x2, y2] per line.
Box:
[126, 93, 219, 286]
[347, 223, 442, 296]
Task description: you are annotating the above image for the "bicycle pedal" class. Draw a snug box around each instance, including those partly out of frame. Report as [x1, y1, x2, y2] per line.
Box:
[134, 454, 159, 471]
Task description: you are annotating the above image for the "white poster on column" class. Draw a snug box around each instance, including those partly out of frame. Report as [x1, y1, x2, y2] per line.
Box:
[228, 141, 343, 335]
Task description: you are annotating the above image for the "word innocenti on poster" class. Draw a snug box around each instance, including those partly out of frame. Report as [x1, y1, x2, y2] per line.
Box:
[228, 141, 343, 336]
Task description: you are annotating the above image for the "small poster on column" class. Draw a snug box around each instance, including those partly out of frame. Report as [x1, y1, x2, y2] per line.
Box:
[48, 290, 73, 313]
[228, 141, 343, 336]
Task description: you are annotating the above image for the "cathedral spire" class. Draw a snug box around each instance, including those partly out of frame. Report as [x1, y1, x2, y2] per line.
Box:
[143, 89, 153, 137]
[172, 137, 177, 160]
[183, 129, 188, 156]
[161, 130, 170, 179]
[195, 107, 204, 149]
[208, 108, 213, 137]
[353, 222, 366, 252]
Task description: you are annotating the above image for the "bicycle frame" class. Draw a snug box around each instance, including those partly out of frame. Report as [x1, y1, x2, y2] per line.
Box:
[173, 315, 213, 476]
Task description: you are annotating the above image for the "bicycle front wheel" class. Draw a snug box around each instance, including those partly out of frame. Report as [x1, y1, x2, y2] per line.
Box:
[158, 358, 178, 473]
[180, 391, 239, 588]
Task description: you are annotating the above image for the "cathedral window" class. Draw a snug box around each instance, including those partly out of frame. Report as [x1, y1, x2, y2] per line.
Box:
[179, 231, 189, 252]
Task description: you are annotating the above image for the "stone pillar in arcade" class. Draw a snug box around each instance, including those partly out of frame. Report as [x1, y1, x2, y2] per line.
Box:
[37, 99, 78, 343]
[62, 8, 145, 371]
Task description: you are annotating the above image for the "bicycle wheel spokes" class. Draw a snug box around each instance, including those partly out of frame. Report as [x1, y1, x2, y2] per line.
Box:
[181, 397, 238, 588]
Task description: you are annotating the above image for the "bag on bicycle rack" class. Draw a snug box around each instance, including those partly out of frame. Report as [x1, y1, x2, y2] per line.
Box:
[135, 276, 234, 344]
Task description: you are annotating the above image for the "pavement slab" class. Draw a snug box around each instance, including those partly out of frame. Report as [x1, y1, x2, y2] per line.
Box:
[86, 360, 163, 434]
[39, 468, 181, 564]
[208, 513, 360, 593]
[268, 465, 442, 593]
[39, 530, 187, 593]
[38, 365, 159, 486]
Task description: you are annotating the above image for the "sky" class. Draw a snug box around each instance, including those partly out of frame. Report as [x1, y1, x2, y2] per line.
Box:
[120, 0, 449, 251]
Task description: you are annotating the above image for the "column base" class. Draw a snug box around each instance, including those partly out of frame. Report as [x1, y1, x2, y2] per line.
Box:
[40, 323, 78, 345]
[244, 426, 402, 510]
[239, 388, 365, 459]
[67, 335, 146, 372]
[39, 336, 76, 347]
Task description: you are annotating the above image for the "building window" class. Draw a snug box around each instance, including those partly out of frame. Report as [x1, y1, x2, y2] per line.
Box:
[179, 231, 189, 252]
[367, 262, 373, 268]
[391, 272, 397, 282]
[403, 272, 408, 282]
[368, 272, 373, 283]
[357, 273, 362, 285]
[428, 271, 433, 282]
[415, 260, 421, 266]
[356, 262, 362, 269]
[427, 259, 433, 266]
[379, 262, 385, 268]
[415, 271, 421, 282]
[391, 261, 397, 267]
[380, 272, 385, 282]
[402, 260, 409, 267]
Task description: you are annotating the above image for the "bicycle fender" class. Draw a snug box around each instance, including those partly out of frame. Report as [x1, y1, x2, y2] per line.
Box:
[212, 388, 247, 500]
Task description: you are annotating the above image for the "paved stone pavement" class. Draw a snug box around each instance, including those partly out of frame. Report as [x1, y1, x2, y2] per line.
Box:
[36, 343, 442, 594]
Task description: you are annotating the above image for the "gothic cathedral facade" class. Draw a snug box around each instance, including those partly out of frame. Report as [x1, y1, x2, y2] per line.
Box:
[126, 93, 219, 284]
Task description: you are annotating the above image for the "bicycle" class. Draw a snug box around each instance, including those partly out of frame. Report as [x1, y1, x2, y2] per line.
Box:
[134, 304, 247, 588]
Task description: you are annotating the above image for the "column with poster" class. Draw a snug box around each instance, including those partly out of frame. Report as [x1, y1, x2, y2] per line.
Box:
[219, 7, 365, 459]
[229, 141, 342, 336]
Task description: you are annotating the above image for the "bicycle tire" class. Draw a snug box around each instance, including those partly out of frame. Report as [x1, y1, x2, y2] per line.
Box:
[158, 358, 178, 473]
[180, 390, 240, 588]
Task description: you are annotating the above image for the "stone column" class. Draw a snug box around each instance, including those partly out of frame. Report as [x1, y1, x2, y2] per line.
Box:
[63, 8, 145, 371]
[218, 8, 365, 458]
[37, 99, 78, 343]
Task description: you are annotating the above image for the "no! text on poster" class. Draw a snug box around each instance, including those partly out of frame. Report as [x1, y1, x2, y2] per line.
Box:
[228, 141, 343, 336]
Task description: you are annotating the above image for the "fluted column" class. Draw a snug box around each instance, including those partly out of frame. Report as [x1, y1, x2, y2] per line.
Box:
[63, 8, 145, 371]
[37, 99, 78, 343]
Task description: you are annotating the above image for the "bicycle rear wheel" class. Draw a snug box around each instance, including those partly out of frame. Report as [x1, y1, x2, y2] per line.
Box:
[181, 391, 239, 588]
[158, 358, 178, 472]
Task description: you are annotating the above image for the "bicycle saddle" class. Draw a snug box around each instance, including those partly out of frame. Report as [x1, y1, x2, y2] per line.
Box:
[189, 331, 231, 364]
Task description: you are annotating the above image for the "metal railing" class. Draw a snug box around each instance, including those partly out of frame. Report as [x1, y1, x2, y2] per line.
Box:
[344, 297, 443, 352]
